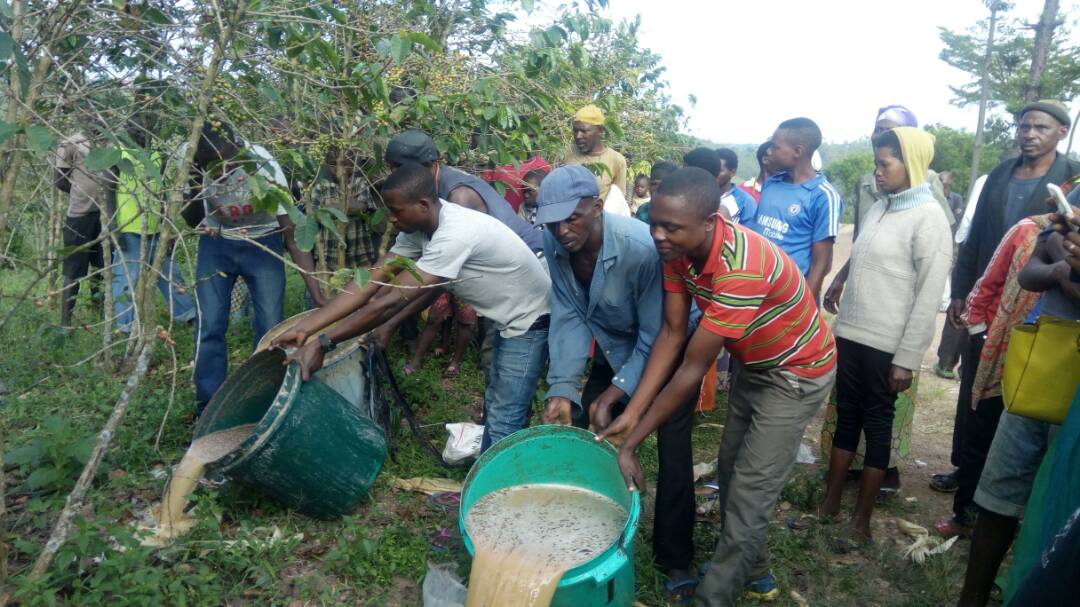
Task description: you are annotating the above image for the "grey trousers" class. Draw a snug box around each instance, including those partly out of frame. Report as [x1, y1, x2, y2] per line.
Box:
[696, 364, 835, 607]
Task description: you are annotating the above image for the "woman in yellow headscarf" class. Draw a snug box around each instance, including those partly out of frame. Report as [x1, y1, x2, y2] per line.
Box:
[818, 127, 954, 550]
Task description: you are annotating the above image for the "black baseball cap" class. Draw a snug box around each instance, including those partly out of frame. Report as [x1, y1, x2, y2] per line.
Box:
[385, 129, 439, 164]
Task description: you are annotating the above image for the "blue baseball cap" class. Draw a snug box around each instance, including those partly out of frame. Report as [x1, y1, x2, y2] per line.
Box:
[535, 165, 600, 224]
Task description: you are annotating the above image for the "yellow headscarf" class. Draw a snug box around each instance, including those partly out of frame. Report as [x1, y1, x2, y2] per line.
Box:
[574, 104, 605, 126]
[892, 127, 936, 188]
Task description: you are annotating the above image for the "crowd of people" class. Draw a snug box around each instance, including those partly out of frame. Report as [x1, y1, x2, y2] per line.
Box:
[49, 97, 1080, 606]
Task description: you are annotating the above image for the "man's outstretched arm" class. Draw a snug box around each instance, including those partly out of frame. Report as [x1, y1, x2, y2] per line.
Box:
[284, 267, 446, 380]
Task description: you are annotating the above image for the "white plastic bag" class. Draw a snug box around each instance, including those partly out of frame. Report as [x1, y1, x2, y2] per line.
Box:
[443, 422, 483, 465]
[692, 459, 717, 482]
[423, 561, 467, 607]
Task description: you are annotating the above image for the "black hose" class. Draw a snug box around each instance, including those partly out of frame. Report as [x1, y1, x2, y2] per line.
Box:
[366, 344, 451, 468]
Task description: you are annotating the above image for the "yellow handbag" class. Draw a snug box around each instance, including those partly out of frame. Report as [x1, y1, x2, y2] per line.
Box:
[1001, 316, 1080, 424]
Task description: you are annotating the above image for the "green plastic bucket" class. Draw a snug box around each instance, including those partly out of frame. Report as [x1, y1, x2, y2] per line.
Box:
[193, 348, 387, 519]
[459, 425, 640, 607]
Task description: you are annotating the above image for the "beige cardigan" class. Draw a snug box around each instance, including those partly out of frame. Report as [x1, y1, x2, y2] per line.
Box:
[834, 183, 953, 370]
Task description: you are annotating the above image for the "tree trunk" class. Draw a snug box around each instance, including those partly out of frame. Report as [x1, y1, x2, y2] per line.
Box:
[48, 188, 62, 291]
[968, 2, 1004, 199]
[435, 0, 463, 48]
[1067, 106, 1080, 155]
[1022, 0, 1059, 103]
[143, 1, 245, 341]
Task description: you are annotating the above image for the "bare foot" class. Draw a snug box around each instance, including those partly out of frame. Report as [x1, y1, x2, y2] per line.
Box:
[832, 525, 874, 554]
[816, 505, 843, 523]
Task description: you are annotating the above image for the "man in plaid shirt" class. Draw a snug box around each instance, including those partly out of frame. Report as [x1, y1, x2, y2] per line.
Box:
[311, 160, 386, 274]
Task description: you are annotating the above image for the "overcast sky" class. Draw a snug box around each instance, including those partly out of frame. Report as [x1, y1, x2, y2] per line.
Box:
[602, 0, 1080, 144]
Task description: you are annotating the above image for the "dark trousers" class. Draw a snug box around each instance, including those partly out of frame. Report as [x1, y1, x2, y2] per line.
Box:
[194, 233, 285, 410]
[61, 213, 105, 308]
[936, 319, 968, 373]
[951, 332, 1004, 522]
[61, 213, 105, 279]
[832, 338, 896, 470]
[949, 329, 982, 466]
[578, 356, 696, 572]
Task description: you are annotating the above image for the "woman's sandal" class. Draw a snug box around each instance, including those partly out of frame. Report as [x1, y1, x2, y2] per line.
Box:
[429, 491, 461, 513]
[787, 514, 820, 530]
[662, 570, 699, 605]
[444, 363, 461, 378]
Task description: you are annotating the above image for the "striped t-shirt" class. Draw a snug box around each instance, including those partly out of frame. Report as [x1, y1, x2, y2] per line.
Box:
[663, 216, 836, 378]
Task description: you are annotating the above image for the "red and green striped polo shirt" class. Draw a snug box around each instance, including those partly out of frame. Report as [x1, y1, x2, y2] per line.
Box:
[663, 216, 836, 378]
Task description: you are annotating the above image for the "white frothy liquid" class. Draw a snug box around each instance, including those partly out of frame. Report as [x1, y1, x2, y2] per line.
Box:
[464, 483, 627, 607]
[140, 424, 256, 546]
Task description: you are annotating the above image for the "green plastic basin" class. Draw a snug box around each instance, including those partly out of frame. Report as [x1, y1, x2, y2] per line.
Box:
[193, 348, 387, 519]
[459, 425, 640, 607]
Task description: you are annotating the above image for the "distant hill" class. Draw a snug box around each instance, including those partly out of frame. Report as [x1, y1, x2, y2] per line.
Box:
[693, 138, 872, 181]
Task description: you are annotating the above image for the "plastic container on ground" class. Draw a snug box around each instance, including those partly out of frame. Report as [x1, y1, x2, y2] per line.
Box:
[459, 425, 640, 607]
[193, 347, 386, 519]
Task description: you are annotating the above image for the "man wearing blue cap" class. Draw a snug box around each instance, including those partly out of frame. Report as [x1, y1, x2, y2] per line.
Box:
[537, 165, 699, 603]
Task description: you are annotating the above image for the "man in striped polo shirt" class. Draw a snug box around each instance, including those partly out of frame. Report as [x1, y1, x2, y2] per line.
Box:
[598, 168, 836, 605]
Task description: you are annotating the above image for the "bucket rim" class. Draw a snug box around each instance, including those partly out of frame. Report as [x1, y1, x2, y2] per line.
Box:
[203, 352, 304, 475]
[255, 310, 366, 367]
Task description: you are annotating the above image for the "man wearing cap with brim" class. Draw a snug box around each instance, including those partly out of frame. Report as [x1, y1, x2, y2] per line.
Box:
[564, 104, 629, 206]
[273, 163, 551, 453]
[936, 99, 1080, 543]
[384, 129, 543, 254]
[536, 165, 699, 601]
[381, 129, 545, 385]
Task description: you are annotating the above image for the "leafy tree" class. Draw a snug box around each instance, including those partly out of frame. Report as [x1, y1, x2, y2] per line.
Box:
[925, 123, 1009, 195]
[821, 152, 873, 224]
[0, 0, 691, 357]
[939, 12, 1080, 117]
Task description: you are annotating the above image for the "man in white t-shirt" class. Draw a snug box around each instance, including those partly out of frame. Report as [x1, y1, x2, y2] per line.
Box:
[183, 122, 326, 415]
[276, 163, 552, 451]
[602, 182, 632, 217]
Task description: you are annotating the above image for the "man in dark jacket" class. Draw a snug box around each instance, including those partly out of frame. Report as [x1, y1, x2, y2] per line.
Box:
[933, 99, 1079, 537]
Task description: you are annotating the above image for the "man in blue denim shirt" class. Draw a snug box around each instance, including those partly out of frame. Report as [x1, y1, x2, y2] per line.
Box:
[536, 165, 699, 602]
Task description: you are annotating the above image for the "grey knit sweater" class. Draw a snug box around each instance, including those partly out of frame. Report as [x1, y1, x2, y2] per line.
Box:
[835, 183, 954, 370]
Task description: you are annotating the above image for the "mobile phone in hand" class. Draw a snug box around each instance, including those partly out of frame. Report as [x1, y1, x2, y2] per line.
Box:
[1048, 183, 1078, 231]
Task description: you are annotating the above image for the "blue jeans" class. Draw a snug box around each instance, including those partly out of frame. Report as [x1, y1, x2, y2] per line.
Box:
[112, 232, 195, 331]
[194, 233, 285, 409]
[480, 323, 549, 452]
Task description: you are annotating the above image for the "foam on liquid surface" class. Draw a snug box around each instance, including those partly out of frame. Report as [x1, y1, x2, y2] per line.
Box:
[464, 483, 627, 607]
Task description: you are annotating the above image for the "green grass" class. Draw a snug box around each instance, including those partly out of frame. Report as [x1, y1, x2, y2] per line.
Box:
[1, 269, 968, 606]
